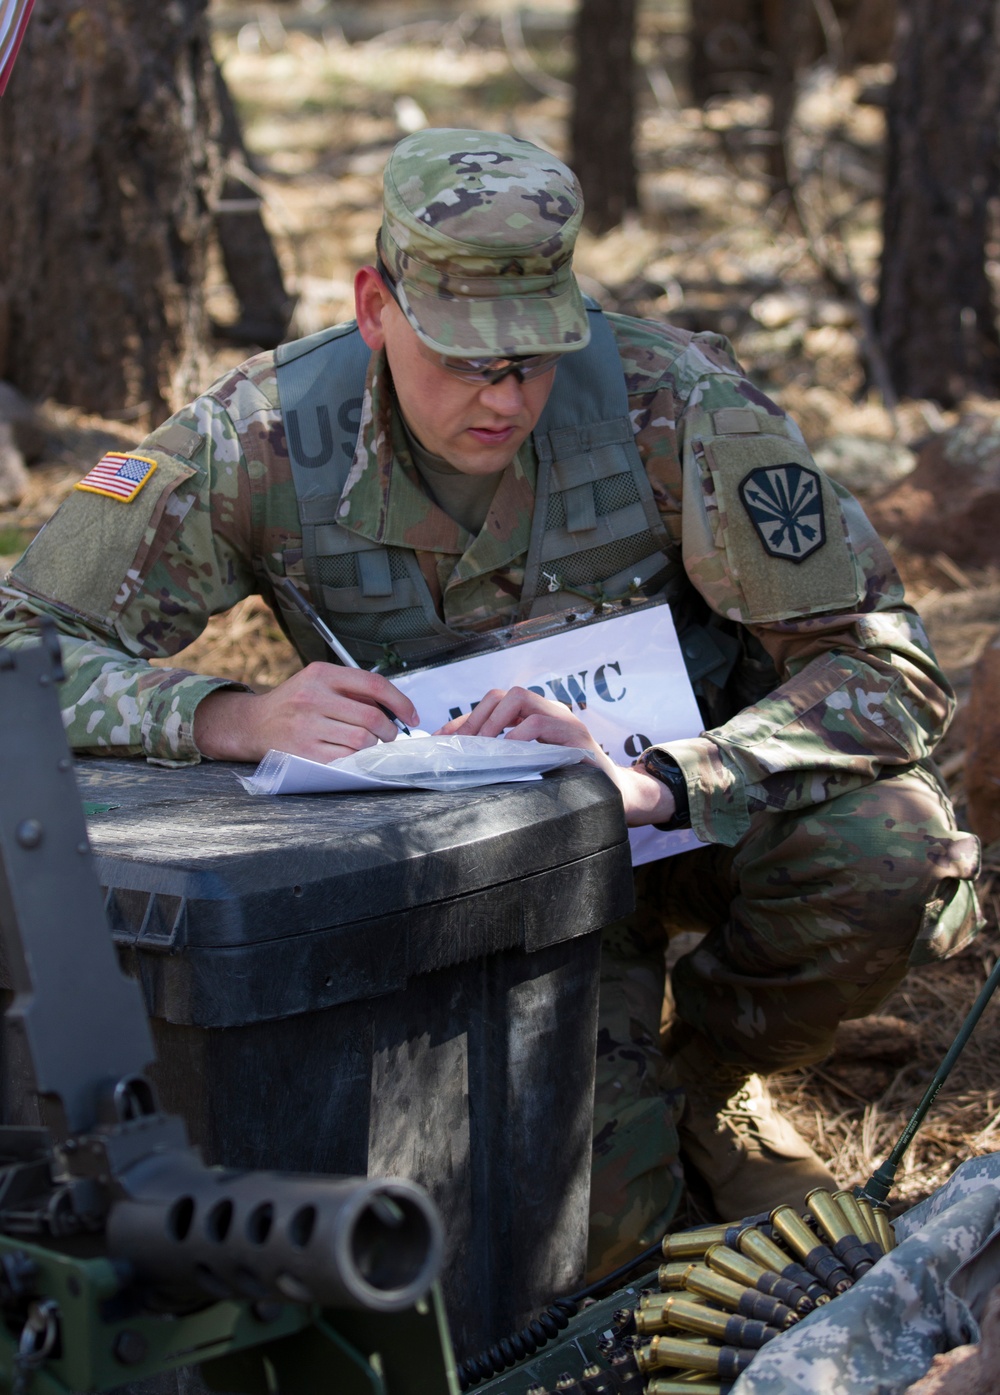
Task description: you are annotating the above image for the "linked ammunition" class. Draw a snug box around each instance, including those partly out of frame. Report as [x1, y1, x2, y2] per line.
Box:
[636, 1336, 756, 1380]
[706, 1244, 815, 1315]
[833, 1191, 883, 1261]
[871, 1206, 896, 1253]
[580, 1364, 619, 1395]
[854, 1197, 886, 1251]
[662, 1226, 730, 1261]
[645, 1382, 730, 1394]
[737, 1227, 831, 1305]
[770, 1206, 853, 1295]
[657, 1295, 780, 1348]
[636, 1294, 713, 1337]
[805, 1190, 874, 1279]
[609, 1349, 645, 1394]
[659, 1260, 699, 1290]
[554, 1375, 583, 1395]
[683, 1265, 797, 1329]
[612, 1306, 637, 1336]
[641, 1293, 673, 1312]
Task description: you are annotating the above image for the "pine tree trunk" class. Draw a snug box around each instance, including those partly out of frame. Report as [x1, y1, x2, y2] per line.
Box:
[570, 0, 638, 234]
[688, 0, 896, 100]
[0, 0, 223, 424]
[877, 0, 1000, 404]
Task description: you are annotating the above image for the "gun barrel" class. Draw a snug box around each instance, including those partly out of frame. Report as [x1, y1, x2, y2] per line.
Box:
[107, 1153, 444, 1313]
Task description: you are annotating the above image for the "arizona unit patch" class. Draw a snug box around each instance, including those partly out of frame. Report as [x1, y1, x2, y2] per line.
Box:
[738, 463, 825, 563]
[75, 452, 157, 503]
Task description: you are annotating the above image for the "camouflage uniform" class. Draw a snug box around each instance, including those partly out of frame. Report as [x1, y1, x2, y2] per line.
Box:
[0, 130, 981, 1274]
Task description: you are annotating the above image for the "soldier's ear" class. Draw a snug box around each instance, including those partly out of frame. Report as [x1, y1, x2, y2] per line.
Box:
[355, 265, 390, 350]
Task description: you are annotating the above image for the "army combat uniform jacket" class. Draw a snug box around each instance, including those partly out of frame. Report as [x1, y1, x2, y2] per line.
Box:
[0, 312, 958, 854]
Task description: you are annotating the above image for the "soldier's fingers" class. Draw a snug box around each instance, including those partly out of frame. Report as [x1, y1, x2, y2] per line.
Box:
[265, 677, 398, 746]
[434, 712, 473, 735]
[298, 663, 419, 727]
[442, 689, 509, 736]
[500, 710, 599, 752]
[471, 688, 570, 738]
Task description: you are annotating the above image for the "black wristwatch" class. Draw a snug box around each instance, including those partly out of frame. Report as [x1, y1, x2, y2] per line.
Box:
[634, 748, 692, 830]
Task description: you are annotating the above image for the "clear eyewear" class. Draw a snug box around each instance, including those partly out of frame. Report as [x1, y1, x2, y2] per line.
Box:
[377, 259, 563, 385]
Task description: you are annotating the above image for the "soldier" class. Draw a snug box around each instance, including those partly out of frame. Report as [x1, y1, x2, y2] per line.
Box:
[0, 129, 981, 1276]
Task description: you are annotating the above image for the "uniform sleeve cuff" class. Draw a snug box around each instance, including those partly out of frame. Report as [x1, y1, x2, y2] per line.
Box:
[146, 674, 252, 764]
[652, 737, 751, 847]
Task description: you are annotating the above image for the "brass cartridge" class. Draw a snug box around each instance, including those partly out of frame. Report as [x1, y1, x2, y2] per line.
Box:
[580, 1367, 620, 1395]
[871, 1206, 896, 1252]
[805, 1190, 874, 1279]
[684, 1265, 797, 1329]
[662, 1226, 730, 1261]
[770, 1206, 853, 1295]
[641, 1292, 673, 1312]
[737, 1227, 831, 1305]
[660, 1260, 699, 1290]
[636, 1293, 713, 1335]
[855, 1197, 886, 1250]
[646, 1382, 728, 1394]
[636, 1337, 755, 1380]
[833, 1191, 882, 1259]
[659, 1296, 780, 1348]
[706, 1244, 815, 1315]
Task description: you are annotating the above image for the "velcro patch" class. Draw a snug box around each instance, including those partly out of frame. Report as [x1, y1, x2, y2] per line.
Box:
[738, 463, 825, 562]
[712, 407, 760, 435]
[75, 452, 157, 503]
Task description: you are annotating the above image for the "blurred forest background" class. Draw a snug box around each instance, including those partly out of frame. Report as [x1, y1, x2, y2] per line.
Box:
[3, 0, 1000, 1216]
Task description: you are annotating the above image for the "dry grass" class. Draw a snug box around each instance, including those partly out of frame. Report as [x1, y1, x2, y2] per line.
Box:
[4, 1, 1000, 1217]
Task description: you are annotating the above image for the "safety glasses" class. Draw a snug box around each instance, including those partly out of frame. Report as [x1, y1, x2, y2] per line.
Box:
[377, 258, 563, 385]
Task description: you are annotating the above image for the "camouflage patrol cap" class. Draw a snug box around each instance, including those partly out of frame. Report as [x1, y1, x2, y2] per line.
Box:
[378, 128, 590, 358]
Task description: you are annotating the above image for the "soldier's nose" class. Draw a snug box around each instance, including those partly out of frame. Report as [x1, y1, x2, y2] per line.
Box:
[478, 373, 527, 415]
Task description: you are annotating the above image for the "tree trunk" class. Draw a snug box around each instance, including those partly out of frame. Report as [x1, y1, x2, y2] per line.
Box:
[570, 0, 638, 234]
[211, 59, 293, 350]
[688, 0, 896, 102]
[689, 0, 764, 106]
[0, 0, 222, 424]
[877, 0, 1000, 405]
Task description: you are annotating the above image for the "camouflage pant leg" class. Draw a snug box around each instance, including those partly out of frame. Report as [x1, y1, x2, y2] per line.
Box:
[588, 762, 980, 1271]
[671, 760, 982, 1072]
[588, 934, 685, 1277]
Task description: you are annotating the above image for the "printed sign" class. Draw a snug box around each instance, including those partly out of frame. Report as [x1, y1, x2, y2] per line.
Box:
[393, 605, 706, 865]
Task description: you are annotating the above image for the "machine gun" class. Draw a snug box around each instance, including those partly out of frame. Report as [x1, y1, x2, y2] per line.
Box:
[0, 625, 455, 1395]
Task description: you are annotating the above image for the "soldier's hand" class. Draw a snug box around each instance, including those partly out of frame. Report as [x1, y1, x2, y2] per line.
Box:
[193, 663, 420, 764]
[435, 687, 677, 827]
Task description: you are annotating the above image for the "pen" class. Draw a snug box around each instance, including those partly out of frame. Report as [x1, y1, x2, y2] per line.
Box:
[276, 577, 411, 736]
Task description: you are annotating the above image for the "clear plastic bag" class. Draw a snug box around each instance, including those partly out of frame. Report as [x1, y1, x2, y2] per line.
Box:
[333, 733, 591, 791]
[238, 733, 592, 797]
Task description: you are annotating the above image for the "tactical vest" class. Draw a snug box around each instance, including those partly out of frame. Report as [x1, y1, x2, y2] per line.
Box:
[274, 305, 741, 699]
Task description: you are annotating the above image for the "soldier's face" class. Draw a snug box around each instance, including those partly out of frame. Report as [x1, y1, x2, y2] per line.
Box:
[355, 267, 557, 475]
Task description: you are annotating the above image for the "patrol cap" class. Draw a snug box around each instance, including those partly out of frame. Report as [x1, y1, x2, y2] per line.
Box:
[378, 127, 590, 358]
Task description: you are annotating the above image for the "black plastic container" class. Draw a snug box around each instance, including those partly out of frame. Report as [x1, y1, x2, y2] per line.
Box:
[14, 759, 632, 1357]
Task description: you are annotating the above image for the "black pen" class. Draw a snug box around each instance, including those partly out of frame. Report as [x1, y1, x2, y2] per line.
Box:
[276, 577, 412, 736]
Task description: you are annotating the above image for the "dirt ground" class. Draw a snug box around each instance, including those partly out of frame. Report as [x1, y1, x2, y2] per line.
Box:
[4, 0, 1000, 1218]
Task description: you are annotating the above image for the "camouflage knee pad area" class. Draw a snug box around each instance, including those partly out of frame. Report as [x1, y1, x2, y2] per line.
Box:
[588, 763, 981, 1272]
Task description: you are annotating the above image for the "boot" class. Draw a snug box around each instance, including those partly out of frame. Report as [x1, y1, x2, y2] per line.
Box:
[674, 1037, 838, 1222]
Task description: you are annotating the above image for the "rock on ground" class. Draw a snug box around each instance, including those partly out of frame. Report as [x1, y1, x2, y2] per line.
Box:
[0, 381, 45, 462]
[0, 422, 28, 508]
[868, 414, 1000, 567]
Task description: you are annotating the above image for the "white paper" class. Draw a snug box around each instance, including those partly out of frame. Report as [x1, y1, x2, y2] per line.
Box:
[392, 605, 705, 865]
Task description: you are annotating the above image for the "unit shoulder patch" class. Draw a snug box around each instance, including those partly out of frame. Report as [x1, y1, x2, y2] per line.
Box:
[738, 463, 825, 563]
[75, 452, 157, 503]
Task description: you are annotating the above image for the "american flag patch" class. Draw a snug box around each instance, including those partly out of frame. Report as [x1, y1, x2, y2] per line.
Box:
[75, 452, 157, 503]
